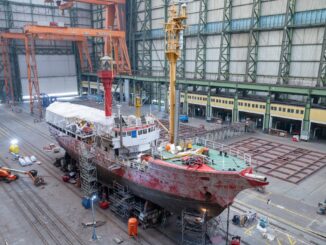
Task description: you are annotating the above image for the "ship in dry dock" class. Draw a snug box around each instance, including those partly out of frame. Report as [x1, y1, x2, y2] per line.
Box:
[46, 3, 268, 219]
[46, 101, 268, 219]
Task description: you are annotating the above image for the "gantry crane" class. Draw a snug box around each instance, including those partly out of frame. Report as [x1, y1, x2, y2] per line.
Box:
[48, 0, 131, 117]
[24, 25, 131, 117]
[0, 31, 93, 117]
[1, 0, 131, 118]
[165, 4, 187, 144]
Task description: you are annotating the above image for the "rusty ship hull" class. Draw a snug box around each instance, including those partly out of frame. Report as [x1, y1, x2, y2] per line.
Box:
[55, 130, 267, 219]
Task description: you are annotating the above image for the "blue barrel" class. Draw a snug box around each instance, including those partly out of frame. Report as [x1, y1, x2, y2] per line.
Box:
[81, 196, 91, 209]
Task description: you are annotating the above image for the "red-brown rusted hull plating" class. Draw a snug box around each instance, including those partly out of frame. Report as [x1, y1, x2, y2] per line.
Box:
[55, 132, 268, 219]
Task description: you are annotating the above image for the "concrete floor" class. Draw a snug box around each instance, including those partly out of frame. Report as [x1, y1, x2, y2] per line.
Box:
[0, 104, 173, 245]
[1, 100, 325, 245]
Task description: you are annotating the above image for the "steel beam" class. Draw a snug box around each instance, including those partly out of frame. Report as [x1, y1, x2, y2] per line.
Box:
[317, 24, 326, 87]
[194, 0, 208, 80]
[177, 17, 185, 78]
[218, 0, 232, 81]
[24, 36, 42, 117]
[126, 0, 136, 71]
[91, 4, 104, 72]
[182, 87, 188, 115]
[263, 93, 271, 131]
[232, 91, 239, 123]
[4, 0, 13, 30]
[245, 0, 261, 83]
[24, 25, 125, 38]
[114, 74, 326, 97]
[206, 88, 212, 121]
[277, 0, 297, 85]
[301, 96, 311, 140]
[163, 0, 170, 77]
[136, 0, 152, 75]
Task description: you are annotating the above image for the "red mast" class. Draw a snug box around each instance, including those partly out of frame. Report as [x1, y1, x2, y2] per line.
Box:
[98, 69, 114, 117]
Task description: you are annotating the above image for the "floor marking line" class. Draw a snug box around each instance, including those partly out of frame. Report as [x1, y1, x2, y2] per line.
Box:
[234, 200, 326, 238]
[241, 191, 316, 222]
[244, 225, 255, 236]
[277, 238, 282, 245]
[287, 234, 297, 245]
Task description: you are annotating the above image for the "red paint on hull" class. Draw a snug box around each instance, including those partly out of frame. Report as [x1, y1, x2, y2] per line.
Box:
[55, 132, 268, 217]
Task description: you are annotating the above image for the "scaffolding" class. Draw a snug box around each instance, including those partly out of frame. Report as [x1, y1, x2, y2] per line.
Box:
[182, 209, 207, 245]
[109, 181, 135, 219]
[79, 142, 98, 196]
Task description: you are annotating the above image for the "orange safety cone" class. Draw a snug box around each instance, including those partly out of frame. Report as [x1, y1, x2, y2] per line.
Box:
[128, 217, 138, 237]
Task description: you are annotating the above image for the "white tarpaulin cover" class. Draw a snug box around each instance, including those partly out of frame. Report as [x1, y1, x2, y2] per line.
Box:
[45, 102, 115, 134]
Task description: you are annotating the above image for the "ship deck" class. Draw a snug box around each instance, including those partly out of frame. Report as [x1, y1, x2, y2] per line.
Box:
[160, 144, 249, 171]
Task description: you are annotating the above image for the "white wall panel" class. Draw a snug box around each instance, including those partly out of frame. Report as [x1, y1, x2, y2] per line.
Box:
[152, 61, 163, 70]
[258, 47, 281, 61]
[152, 7, 164, 29]
[232, 4, 252, 19]
[259, 31, 282, 46]
[152, 19, 164, 29]
[292, 28, 324, 44]
[152, 50, 165, 62]
[18, 55, 77, 96]
[206, 48, 220, 61]
[208, 0, 224, 9]
[290, 62, 319, 78]
[291, 45, 321, 61]
[230, 47, 247, 61]
[186, 1, 200, 25]
[152, 0, 163, 8]
[261, 0, 287, 16]
[206, 61, 219, 74]
[231, 33, 249, 47]
[207, 35, 221, 48]
[185, 61, 195, 73]
[18, 55, 76, 78]
[152, 39, 164, 50]
[257, 62, 279, 76]
[230, 61, 246, 74]
[21, 76, 78, 97]
[207, 9, 224, 22]
[296, 0, 326, 12]
[185, 49, 196, 61]
[185, 37, 197, 49]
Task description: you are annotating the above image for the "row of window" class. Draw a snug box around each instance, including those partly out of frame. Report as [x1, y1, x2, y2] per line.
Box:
[239, 102, 265, 109]
[271, 106, 304, 114]
[182, 95, 234, 104]
[138, 126, 156, 135]
[182, 95, 305, 115]
[186, 95, 207, 101]
[211, 99, 233, 104]
[117, 126, 156, 137]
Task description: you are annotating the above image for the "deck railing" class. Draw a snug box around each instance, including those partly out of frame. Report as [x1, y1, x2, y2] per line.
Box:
[194, 137, 252, 166]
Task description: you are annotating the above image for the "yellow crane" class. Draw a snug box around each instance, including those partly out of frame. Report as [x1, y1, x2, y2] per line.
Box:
[165, 3, 187, 144]
[135, 96, 142, 118]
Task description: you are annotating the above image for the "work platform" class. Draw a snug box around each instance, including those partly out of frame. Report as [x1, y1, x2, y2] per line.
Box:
[229, 137, 326, 183]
